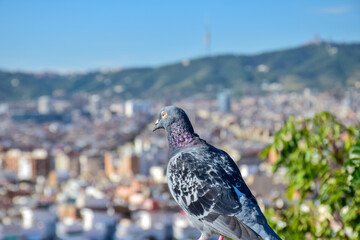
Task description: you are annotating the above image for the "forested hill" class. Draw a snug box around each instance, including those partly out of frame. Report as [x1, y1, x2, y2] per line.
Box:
[1, 42, 359, 102]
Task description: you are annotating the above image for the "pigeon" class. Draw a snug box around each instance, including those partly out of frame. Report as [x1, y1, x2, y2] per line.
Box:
[153, 106, 281, 240]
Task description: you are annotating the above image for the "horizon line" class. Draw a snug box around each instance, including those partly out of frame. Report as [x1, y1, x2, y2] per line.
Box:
[1, 40, 358, 75]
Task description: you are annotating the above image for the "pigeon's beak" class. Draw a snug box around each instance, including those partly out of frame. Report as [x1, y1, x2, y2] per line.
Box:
[152, 119, 160, 132]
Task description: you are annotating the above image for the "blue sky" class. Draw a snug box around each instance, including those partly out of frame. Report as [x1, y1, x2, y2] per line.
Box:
[0, 0, 359, 72]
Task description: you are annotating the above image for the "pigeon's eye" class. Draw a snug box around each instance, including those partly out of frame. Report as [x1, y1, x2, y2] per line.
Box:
[161, 111, 167, 118]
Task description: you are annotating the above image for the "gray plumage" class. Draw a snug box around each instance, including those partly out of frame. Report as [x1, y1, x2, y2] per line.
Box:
[153, 106, 281, 240]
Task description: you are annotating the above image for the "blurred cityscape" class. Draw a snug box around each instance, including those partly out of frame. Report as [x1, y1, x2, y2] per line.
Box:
[0, 88, 359, 240]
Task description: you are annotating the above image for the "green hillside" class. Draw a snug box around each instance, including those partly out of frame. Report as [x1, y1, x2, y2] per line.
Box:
[1, 42, 359, 102]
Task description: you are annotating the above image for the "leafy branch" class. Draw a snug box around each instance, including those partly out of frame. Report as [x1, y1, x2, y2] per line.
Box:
[260, 112, 359, 239]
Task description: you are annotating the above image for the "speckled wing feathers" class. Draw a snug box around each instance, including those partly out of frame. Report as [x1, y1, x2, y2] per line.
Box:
[167, 146, 265, 240]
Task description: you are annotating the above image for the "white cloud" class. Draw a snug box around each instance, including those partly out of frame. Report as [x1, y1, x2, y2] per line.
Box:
[316, 6, 350, 15]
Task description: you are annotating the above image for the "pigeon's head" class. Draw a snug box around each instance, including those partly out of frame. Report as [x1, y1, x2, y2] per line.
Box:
[152, 105, 194, 133]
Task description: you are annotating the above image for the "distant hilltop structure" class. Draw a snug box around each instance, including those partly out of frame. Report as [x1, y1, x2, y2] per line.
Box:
[204, 24, 211, 55]
[303, 35, 339, 57]
[308, 35, 322, 46]
[305, 35, 338, 46]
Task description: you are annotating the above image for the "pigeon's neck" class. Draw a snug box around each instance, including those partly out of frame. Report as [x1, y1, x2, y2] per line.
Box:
[166, 119, 199, 152]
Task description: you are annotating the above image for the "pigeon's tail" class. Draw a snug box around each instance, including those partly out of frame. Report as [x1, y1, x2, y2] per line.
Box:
[243, 221, 282, 240]
[205, 215, 263, 240]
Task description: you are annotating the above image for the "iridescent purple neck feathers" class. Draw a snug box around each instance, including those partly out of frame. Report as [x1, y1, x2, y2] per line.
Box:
[166, 118, 200, 152]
